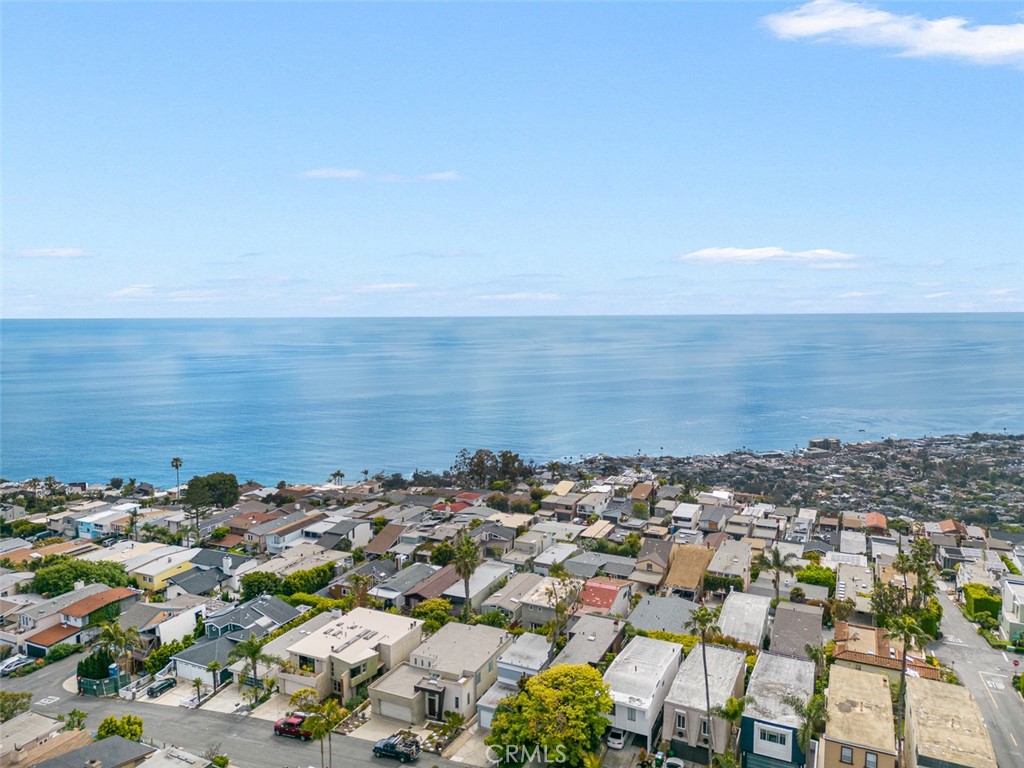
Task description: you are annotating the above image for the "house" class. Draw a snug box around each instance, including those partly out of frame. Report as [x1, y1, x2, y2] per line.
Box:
[165, 566, 229, 598]
[129, 547, 202, 592]
[477, 632, 551, 729]
[904, 677, 997, 768]
[263, 512, 328, 554]
[706, 540, 751, 591]
[563, 551, 637, 580]
[118, 595, 208, 667]
[532, 542, 580, 575]
[835, 562, 875, 618]
[204, 594, 303, 641]
[553, 613, 624, 667]
[402, 564, 460, 609]
[629, 538, 675, 592]
[717, 591, 771, 648]
[578, 576, 634, 617]
[539, 492, 584, 520]
[603, 636, 682, 749]
[480, 572, 545, 626]
[188, 549, 257, 592]
[369, 622, 513, 724]
[628, 595, 699, 634]
[748, 575, 827, 603]
[0, 710, 69, 767]
[663, 644, 747, 764]
[369, 563, 439, 610]
[671, 503, 701, 530]
[29, 735, 156, 768]
[501, 530, 553, 570]
[276, 607, 424, 701]
[832, 622, 940, 684]
[517, 575, 584, 631]
[442, 560, 514, 614]
[327, 559, 398, 600]
[740, 653, 816, 768]
[0, 571, 33, 598]
[242, 541, 351, 579]
[306, 518, 374, 552]
[663, 544, 715, 600]
[53, 586, 140, 644]
[2, 583, 108, 653]
[724, 514, 755, 540]
[1000, 575, 1024, 642]
[698, 505, 734, 534]
[819, 666, 896, 768]
[769, 603, 824, 660]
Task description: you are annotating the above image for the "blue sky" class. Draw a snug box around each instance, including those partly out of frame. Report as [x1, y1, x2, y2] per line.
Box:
[3, 1, 1022, 317]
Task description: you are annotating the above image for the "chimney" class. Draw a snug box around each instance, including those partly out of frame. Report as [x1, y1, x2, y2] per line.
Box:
[73, 580, 85, 591]
[223, 555, 233, 572]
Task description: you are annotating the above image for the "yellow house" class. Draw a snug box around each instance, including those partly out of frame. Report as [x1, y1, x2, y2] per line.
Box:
[129, 548, 201, 592]
[820, 666, 897, 768]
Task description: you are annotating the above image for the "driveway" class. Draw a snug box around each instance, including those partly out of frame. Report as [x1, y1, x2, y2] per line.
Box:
[930, 588, 1024, 766]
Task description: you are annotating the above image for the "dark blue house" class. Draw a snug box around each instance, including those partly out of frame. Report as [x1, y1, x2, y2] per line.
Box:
[740, 652, 816, 768]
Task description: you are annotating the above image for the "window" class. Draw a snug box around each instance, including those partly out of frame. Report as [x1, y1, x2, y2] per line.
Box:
[840, 746, 853, 764]
[758, 729, 786, 746]
[488, 659, 494, 673]
[475, 672, 481, 686]
[627, 707, 636, 722]
[332, 679, 343, 694]
[701, 719, 709, 736]
[453, 696, 460, 710]
[865, 753, 877, 768]
[675, 713, 686, 733]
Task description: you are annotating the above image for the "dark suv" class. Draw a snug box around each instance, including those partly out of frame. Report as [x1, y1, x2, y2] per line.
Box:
[147, 678, 177, 697]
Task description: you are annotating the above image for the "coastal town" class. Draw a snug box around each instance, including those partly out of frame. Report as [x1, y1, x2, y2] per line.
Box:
[1, 433, 1022, 768]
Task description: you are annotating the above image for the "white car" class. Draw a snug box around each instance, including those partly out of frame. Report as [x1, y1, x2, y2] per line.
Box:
[606, 728, 626, 749]
[664, 758, 685, 768]
[0, 655, 34, 676]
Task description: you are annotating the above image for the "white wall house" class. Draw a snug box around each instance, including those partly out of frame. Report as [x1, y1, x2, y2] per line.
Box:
[604, 636, 682, 749]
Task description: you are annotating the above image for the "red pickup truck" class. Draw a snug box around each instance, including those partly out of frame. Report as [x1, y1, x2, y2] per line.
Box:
[274, 715, 312, 741]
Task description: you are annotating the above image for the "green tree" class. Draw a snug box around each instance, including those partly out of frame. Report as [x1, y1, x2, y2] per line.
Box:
[316, 697, 347, 767]
[96, 713, 144, 741]
[32, 558, 130, 596]
[473, 610, 510, 628]
[711, 695, 753, 761]
[781, 694, 828, 756]
[411, 597, 453, 633]
[795, 563, 836, 595]
[755, 548, 800, 604]
[893, 550, 915, 608]
[346, 572, 374, 609]
[486, 664, 612, 768]
[329, 470, 345, 485]
[453, 531, 481, 622]
[888, 612, 929, 768]
[207, 661, 223, 694]
[227, 636, 283, 705]
[430, 540, 456, 567]
[686, 607, 723, 767]
[0, 691, 31, 723]
[543, 568, 582, 656]
[171, 457, 183, 500]
[371, 516, 389, 535]
[240, 571, 283, 601]
[96, 620, 142, 684]
[58, 708, 87, 731]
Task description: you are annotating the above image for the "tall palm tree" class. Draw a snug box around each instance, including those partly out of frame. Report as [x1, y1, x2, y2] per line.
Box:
[347, 572, 373, 609]
[685, 607, 722, 767]
[96, 621, 142, 688]
[888, 612, 929, 768]
[329, 470, 345, 486]
[127, 507, 140, 542]
[711, 694, 753, 761]
[227, 636, 283, 705]
[171, 457, 183, 500]
[317, 697, 348, 767]
[804, 643, 828, 683]
[755, 547, 800, 605]
[781, 693, 828, 758]
[452, 531, 481, 622]
[206, 661, 222, 694]
[892, 549, 914, 608]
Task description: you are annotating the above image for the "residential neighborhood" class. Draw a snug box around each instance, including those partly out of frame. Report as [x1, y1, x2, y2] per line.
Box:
[1, 434, 1022, 768]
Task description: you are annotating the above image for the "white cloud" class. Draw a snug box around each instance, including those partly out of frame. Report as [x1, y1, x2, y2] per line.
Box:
[764, 0, 1024, 67]
[107, 284, 155, 298]
[839, 290, 881, 298]
[925, 291, 953, 299]
[680, 246, 857, 264]
[17, 247, 88, 259]
[300, 168, 368, 179]
[353, 283, 418, 293]
[477, 292, 559, 301]
[417, 171, 462, 182]
[986, 288, 1015, 296]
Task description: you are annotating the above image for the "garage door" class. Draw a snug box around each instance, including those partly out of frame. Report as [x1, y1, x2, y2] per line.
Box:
[377, 699, 414, 722]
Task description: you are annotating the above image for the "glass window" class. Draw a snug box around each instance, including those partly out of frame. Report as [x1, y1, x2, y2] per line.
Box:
[453, 696, 459, 710]
[675, 713, 686, 732]
[627, 707, 636, 722]
[865, 753, 877, 768]
[840, 747, 853, 764]
[701, 719, 709, 735]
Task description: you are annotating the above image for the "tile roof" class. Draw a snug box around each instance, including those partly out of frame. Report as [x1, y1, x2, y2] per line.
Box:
[580, 577, 625, 610]
[62, 587, 137, 618]
[364, 522, 406, 555]
[25, 623, 80, 648]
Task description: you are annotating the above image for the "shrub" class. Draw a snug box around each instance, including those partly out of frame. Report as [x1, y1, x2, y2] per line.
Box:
[46, 643, 82, 662]
[963, 583, 1001, 620]
[796, 564, 836, 595]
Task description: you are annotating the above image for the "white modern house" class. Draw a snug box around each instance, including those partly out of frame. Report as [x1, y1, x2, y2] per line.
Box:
[603, 636, 683, 749]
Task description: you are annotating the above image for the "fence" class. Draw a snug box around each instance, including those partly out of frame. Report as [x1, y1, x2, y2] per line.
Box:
[79, 673, 131, 697]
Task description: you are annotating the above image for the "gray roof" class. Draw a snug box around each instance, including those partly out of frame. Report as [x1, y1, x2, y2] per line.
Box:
[564, 551, 637, 579]
[16, 582, 108, 622]
[31, 735, 155, 768]
[666, 644, 747, 709]
[375, 562, 438, 594]
[206, 594, 301, 632]
[118, 602, 172, 632]
[744, 652, 816, 728]
[554, 614, 623, 666]
[603, 636, 682, 704]
[498, 632, 551, 671]
[770, 603, 824, 659]
[718, 592, 772, 646]
[173, 635, 239, 668]
[190, 547, 254, 569]
[167, 566, 225, 596]
[628, 595, 699, 633]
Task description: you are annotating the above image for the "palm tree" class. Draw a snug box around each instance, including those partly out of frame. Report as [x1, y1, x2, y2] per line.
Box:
[755, 547, 800, 605]
[171, 457, 183, 500]
[452, 531, 481, 622]
[227, 636, 283, 706]
[127, 507, 140, 542]
[96, 621, 142, 688]
[781, 693, 828, 758]
[347, 572, 373, 609]
[828, 596, 855, 625]
[206, 661, 222, 694]
[804, 643, 828, 683]
[329, 470, 345, 486]
[889, 612, 929, 767]
[304, 709, 331, 768]
[893, 549, 914, 608]
[193, 676, 203, 703]
[685, 606, 722, 767]
[711, 694, 752, 761]
[318, 697, 348, 767]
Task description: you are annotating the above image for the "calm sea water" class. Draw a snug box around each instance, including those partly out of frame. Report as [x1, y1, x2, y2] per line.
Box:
[1, 315, 1021, 485]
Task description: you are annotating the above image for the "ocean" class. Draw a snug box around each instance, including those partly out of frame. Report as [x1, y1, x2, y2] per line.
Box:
[1, 314, 1021, 486]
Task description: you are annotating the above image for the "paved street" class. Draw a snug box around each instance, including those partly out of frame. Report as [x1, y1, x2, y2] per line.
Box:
[5, 657, 466, 768]
[930, 588, 1024, 768]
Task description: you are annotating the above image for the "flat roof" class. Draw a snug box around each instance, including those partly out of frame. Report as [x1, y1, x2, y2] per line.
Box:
[604, 636, 682, 708]
[717, 592, 771, 646]
[745, 653, 816, 728]
[443, 560, 513, 600]
[666, 644, 747, 710]
[498, 632, 551, 670]
[824, 666, 895, 754]
[906, 677, 996, 768]
[413, 622, 512, 677]
[770, 603, 824, 659]
[287, 607, 423, 663]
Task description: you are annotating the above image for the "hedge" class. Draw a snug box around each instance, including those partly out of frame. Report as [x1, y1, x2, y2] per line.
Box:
[963, 583, 1001, 621]
[796, 564, 836, 595]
